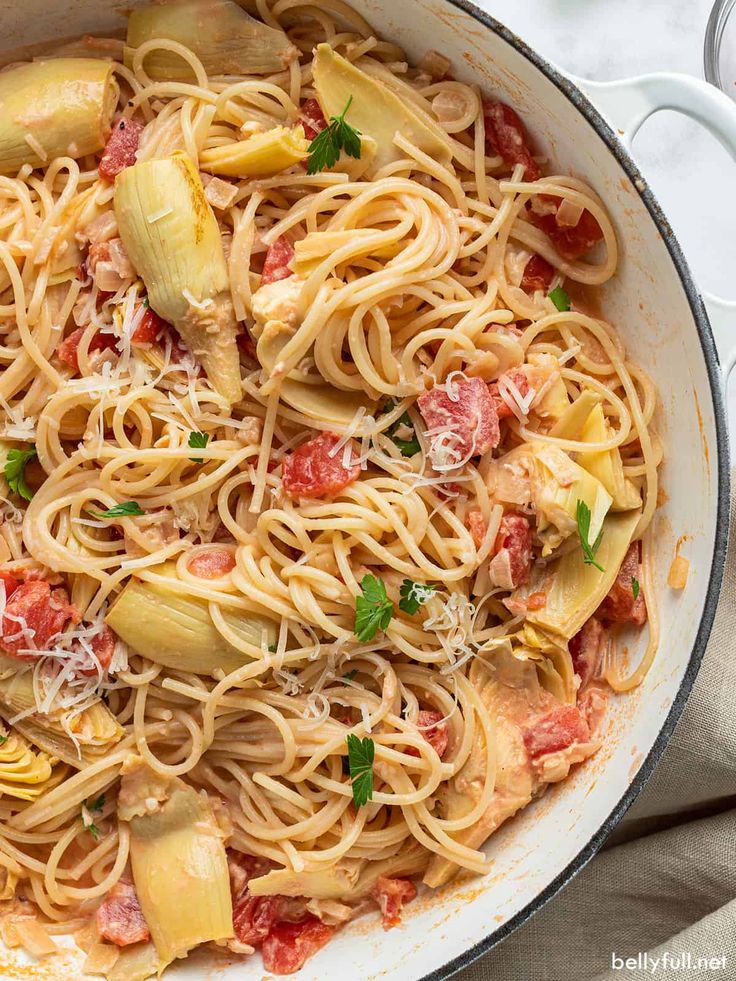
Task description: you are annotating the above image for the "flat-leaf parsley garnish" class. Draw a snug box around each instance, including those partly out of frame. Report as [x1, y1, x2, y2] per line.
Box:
[346, 733, 374, 807]
[631, 576, 640, 601]
[399, 579, 437, 615]
[4, 447, 37, 501]
[549, 285, 571, 312]
[354, 574, 393, 642]
[89, 501, 145, 519]
[188, 431, 210, 463]
[383, 400, 421, 457]
[307, 96, 362, 175]
[576, 499, 604, 572]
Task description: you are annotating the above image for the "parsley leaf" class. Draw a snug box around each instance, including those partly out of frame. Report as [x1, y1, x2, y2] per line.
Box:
[188, 430, 210, 463]
[631, 576, 640, 601]
[346, 733, 374, 807]
[575, 499, 605, 573]
[4, 448, 37, 501]
[88, 501, 145, 519]
[307, 96, 362, 175]
[343, 669, 357, 681]
[399, 579, 437, 615]
[87, 793, 105, 813]
[549, 285, 571, 312]
[0, 735, 7, 745]
[383, 400, 421, 458]
[354, 574, 393, 642]
[267, 643, 277, 654]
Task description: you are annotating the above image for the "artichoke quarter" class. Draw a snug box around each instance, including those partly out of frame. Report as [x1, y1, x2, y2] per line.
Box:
[114, 152, 242, 404]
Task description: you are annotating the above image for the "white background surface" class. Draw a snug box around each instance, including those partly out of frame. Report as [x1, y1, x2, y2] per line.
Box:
[478, 0, 736, 303]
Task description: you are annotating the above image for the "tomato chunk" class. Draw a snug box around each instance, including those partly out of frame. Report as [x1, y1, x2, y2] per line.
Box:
[0, 581, 78, 660]
[131, 307, 168, 345]
[489, 513, 533, 589]
[417, 376, 500, 465]
[261, 237, 295, 286]
[370, 876, 417, 930]
[523, 704, 590, 759]
[0, 571, 21, 598]
[57, 326, 118, 374]
[569, 616, 606, 687]
[597, 542, 646, 625]
[282, 432, 360, 500]
[521, 254, 555, 292]
[186, 548, 236, 580]
[483, 100, 540, 181]
[488, 368, 530, 420]
[529, 197, 604, 261]
[466, 508, 487, 549]
[300, 99, 328, 140]
[234, 894, 287, 946]
[99, 118, 145, 181]
[262, 917, 334, 975]
[96, 879, 150, 947]
[406, 710, 448, 759]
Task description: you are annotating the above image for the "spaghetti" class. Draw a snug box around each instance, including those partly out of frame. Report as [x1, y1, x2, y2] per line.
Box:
[0, 0, 661, 976]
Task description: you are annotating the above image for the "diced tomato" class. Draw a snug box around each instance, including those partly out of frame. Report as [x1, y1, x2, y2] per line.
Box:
[569, 616, 605, 687]
[488, 368, 530, 420]
[300, 99, 328, 141]
[483, 99, 540, 181]
[466, 508, 487, 549]
[597, 542, 646, 625]
[527, 591, 547, 611]
[261, 237, 295, 286]
[57, 326, 118, 374]
[96, 879, 150, 947]
[370, 876, 417, 930]
[262, 917, 334, 975]
[521, 254, 555, 292]
[99, 118, 145, 181]
[282, 432, 360, 500]
[234, 894, 287, 946]
[132, 307, 168, 345]
[75, 624, 116, 677]
[523, 704, 590, 759]
[186, 548, 236, 580]
[417, 376, 500, 461]
[490, 513, 533, 588]
[406, 710, 449, 759]
[0, 571, 21, 598]
[0, 581, 79, 660]
[529, 197, 604, 261]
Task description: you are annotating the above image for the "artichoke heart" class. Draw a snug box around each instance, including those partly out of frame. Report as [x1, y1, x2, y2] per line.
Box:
[528, 442, 612, 556]
[0, 59, 118, 175]
[114, 152, 242, 404]
[200, 125, 309, 178]
[0, 729, 55, 801]
[125, 0, 296, 80]
[0, 663, 122, 768]
[512, 623, 576, 705]
[523, 509, 641, 639]
[119, 756, 233, 966]
[578, 403, 641, 511]
[313, 43, 450, 171]
[105, 566, 276, 675]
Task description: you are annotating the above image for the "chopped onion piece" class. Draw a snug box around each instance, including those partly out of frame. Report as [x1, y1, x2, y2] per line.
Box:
[555, 198, 584, 228]
[418, 49, 451, 79]
[84, 942, 120, 974]
[13, 920, 58, 958]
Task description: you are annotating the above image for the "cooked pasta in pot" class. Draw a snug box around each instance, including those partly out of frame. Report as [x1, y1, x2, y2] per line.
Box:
[0, 0, 661, 975]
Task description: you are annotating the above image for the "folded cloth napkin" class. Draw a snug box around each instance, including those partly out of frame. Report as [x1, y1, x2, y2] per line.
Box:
[459, 499, 736, 981]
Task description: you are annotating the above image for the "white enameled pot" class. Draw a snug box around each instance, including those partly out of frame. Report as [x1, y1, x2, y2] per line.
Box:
[0, 1, 734, 979]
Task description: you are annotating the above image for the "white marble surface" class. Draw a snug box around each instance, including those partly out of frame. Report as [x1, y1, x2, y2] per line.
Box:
[477, 0, 736, 303]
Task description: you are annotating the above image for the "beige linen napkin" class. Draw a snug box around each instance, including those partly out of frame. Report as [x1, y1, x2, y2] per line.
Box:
[459, 503, 736, 981]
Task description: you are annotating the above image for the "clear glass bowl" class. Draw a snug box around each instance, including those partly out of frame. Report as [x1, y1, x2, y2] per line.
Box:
[705, 0, 736, 96]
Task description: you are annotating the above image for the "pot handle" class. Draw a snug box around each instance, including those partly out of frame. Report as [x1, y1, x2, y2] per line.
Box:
[576, 72, 736, 380]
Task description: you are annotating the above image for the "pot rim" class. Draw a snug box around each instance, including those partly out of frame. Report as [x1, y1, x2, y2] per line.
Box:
[419, 2, 730, 978]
